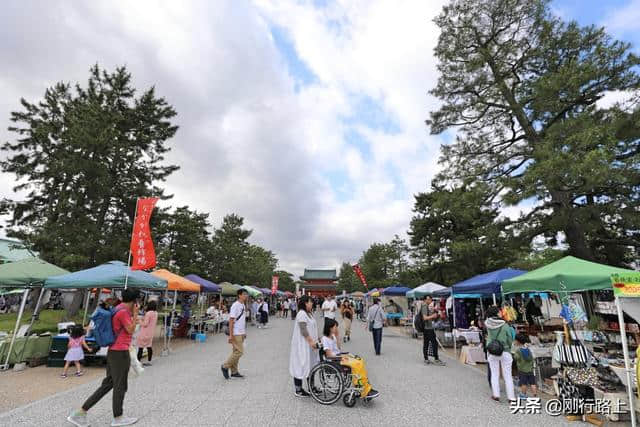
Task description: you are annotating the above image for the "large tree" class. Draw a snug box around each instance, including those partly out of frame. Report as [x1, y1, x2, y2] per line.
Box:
[428, 0, 640, 266]
[1, 65, 179, 270]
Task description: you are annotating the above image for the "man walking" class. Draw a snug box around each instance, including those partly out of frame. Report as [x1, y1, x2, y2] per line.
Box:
[221, 288, 248, 379]
[422, 295, 445, 366]
[67, 288, 140, 427]
[321, 295, 337, 325]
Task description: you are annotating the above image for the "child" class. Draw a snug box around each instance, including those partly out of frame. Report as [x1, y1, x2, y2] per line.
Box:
[62, 325, 91, 378]
[512, 333, 537, 399]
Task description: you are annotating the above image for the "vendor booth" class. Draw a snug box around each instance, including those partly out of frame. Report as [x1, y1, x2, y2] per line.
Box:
[406, 282, 446, 299]
[0, 258, 68, 370]
[381, 286, 411, 325]
[502, 256, 638, 423]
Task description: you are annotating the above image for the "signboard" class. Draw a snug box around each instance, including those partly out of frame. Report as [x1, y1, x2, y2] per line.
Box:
[271, 275, 279, 295]
[130, 198, 158, 270]
[611, 273, 640, 297]
[352, 264, 368, 289]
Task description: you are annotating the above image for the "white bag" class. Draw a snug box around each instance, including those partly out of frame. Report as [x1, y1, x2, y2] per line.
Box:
[129, 346, 144, 376]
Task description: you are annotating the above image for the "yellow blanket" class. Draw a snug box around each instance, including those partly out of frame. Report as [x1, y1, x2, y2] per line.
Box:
[340, 354, 372, 397]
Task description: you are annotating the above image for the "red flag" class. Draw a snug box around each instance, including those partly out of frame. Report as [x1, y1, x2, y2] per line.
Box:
[130, 198, 158, 270]
[352, 264, 368, 289]
[271, 275, 279, 295]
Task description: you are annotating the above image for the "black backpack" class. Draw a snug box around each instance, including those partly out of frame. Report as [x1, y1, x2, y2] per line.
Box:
[414, 311, 425, 333]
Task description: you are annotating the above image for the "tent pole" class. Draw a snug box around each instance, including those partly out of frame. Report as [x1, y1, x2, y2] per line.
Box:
[452, 296, 457, 356]
[479, 298, 484, 320]
[14, 286, 47, 371]
[82, 290, 91, 326]
[615, 296, 636, 427]
[1, 288, 30, 370]
[492, 293, 497, 306]
[167, 290, 177, 353]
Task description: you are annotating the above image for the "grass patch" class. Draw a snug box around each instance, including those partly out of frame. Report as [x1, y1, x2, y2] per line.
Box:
[0, 310, 85, 335]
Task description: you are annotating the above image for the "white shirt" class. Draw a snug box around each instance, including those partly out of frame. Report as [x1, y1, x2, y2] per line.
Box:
[322, 299, 337, 319]
[321, 335, 340, 357]
[262, 302, 269, 313]
[206, 306, 218, 316]
[229, 301, 246, 336]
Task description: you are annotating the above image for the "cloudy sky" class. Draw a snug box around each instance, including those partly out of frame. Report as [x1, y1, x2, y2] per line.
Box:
[1, 0, 639, 277]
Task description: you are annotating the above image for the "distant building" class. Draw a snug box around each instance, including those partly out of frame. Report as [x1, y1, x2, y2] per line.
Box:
[0, 237, 35, 264]
[299, 268, 338, 297]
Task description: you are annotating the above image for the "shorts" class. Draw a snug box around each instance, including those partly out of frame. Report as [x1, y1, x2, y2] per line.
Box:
[518, 372, 536, 386]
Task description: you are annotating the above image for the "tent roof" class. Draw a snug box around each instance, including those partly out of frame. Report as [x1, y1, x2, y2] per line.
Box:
[0, 238, 36, 264]
[44, 261, 165, 289]
[242, 285, 262, 298]
[407, 282, 446, 298]
[0, 257, 68, 287]
[151, 269, 199, 292]
[351, 291, 365, 297]
[502, 256, 636, 294]
[452, 268, 526, 296]
[382, 286, 412, 296]
[184, 274, 220, 293]
[220, 282, 241, 297]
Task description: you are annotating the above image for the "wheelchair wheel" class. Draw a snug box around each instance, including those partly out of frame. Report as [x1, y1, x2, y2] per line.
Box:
[308, 363, 344, 405]
[343, 392, 357, 408]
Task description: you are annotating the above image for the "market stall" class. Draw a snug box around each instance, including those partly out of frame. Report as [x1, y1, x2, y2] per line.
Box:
[502, 256, 638, 422]
[381, 286, 411, 325]
[406, 282, 446, 299]
[0, 258, 69, 370]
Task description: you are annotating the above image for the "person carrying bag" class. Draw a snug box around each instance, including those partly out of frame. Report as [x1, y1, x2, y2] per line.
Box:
[485, 306, 515, 402]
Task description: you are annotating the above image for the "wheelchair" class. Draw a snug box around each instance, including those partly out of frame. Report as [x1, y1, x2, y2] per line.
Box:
[307, 345, 379, 408]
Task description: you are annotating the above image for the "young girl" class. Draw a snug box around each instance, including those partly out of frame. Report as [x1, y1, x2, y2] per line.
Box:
[321, 318, 342, 357]
[137, 300, 158, 366]
[62, 325, 91, 378]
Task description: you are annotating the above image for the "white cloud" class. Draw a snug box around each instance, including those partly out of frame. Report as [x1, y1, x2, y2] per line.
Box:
[603, 0, 640, 36]
[0, 0, 447, 276]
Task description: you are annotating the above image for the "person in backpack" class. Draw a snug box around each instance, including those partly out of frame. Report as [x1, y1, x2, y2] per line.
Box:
[67, 288, 140, 427]
[485, 306, 515, 402]
[420, 295, 444, 366]
[512, 333, 537, 399]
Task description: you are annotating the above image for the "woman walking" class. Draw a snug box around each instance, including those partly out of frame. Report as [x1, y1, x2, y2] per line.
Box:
[289, 296, 319, 397]
[367, 298, 386, 355]
[137, 300, 158, 366]
[342, 301, 353, 343]
[486, 306, 516, 402]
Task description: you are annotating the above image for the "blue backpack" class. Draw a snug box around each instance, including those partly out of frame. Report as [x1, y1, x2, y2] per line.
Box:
[90, 306, 125, 347]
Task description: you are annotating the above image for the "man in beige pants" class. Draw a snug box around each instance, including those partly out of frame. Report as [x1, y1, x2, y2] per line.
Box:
[221, 288, 248, 379]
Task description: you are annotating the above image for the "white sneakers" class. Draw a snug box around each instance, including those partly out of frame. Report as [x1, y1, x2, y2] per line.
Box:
[111, 416, 138, 426]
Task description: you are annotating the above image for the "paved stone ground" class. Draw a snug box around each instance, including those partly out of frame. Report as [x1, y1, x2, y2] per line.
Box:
[0, 315, 589, 426]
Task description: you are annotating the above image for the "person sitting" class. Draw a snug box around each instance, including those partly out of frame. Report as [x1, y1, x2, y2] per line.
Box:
[321, 319, 379, 399]
[206, 304, 219, 319]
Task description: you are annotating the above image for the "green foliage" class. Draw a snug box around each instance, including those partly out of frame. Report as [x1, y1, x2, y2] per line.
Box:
[273, 270, 295, 292]
[337, 262, 365, 293]
[0, 65, 179, 270]
[428, 0, 640, 266]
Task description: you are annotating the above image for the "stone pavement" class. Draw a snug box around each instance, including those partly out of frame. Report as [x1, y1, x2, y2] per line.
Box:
[1, 315, 584, 426]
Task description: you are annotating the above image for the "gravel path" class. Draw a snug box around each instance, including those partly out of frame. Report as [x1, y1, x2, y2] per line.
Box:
[0, 315, 587, 426]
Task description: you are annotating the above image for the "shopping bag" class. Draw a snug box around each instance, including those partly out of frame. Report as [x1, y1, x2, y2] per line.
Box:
[129, 346, 144, 376]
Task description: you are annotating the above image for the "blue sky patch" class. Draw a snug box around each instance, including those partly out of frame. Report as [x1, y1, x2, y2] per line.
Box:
[270, 25, 317, 89]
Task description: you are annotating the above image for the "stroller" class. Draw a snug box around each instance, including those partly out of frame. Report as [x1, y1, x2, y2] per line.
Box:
[308, 345, 379, 407]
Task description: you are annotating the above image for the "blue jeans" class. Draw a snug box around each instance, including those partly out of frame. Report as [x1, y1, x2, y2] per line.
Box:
[372, 327, 382, 355]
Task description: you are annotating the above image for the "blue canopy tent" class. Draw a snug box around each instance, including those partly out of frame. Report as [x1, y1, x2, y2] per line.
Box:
[184, 274, 220, 293]
[382, 286, 412, 296]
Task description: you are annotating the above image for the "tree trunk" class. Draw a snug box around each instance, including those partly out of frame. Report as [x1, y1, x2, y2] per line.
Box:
[64, 289, 86, 320]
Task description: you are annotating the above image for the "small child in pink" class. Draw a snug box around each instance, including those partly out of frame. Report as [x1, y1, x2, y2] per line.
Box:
[62, 326, 91, 378]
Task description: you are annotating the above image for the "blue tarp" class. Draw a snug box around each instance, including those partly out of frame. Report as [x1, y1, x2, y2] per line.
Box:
[184, 274, 220, 293]
[382, 286, 412, 296]
[44, 261, 167, 289]
[452, 268, 526, 296]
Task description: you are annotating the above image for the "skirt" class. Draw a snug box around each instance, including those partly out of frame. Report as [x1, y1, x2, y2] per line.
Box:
[64, 346, 84, 362]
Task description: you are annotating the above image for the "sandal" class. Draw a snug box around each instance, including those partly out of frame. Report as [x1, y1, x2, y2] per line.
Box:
[60, 374, 68, 378]
[75, 371, 84, 377]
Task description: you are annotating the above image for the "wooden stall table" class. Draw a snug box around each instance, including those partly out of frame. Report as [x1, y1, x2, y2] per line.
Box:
[458, 344, 487, 365]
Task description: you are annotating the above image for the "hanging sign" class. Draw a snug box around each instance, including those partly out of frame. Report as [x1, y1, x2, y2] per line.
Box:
[271, 275, 279, 295]
[130, 198, 158, 270]
[611, 273, 640, 298]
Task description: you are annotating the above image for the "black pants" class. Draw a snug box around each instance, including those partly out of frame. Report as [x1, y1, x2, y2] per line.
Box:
[291, 310, 296, 320]
[372, 327, 382, 355]
[423, 329, 438, 360]
[294, 377, 303, 390]
[137, 347, 153, 362]
[82, 350, 130, 417]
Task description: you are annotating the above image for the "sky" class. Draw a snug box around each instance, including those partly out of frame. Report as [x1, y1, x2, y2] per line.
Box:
[0, 0, 638, 277]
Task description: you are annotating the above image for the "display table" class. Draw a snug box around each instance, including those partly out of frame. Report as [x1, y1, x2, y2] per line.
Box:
[0, 335, 52, 364]
[453, 329, 481, 344]
[592, 386, 631, 422]
[458, 345, 486, 365]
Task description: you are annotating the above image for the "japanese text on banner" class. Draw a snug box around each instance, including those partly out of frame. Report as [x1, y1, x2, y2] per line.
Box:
[130, 198, 158, 270]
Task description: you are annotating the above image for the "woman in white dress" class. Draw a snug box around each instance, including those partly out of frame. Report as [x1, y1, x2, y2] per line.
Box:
[289, 295, 319, 397]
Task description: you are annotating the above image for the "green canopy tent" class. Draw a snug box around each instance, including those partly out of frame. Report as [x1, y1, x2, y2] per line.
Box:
[0, 258, 69, 370]
[242, 285, 262, 299]
[220, 282, 241, 297]
[502, 256, 636, 295]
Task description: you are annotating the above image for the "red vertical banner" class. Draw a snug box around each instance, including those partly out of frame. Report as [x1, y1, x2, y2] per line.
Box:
[271, 275, 279, 295]
[130, 198, 158, 270]
[352, 264, 368, 289]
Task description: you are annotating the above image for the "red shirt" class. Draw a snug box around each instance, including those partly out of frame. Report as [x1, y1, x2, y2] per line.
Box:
[110, 303, 133, 351]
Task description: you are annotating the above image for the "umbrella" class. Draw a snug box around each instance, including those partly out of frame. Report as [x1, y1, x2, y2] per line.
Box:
[44, 261, 166, 289]
[184, 274, 220, 293]
[0, 258, 68, 287]
[242, 285, 262, 298]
